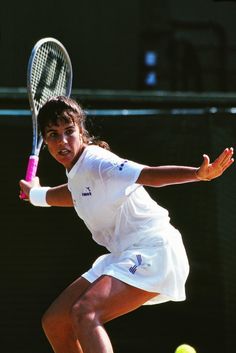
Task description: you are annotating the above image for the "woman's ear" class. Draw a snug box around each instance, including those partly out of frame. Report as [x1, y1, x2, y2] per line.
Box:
[42, 138, 48, 150]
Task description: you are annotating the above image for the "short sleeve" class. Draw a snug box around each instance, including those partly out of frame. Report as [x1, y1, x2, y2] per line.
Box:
[91, 150, 146, 194]
[101, 158, 145, 185]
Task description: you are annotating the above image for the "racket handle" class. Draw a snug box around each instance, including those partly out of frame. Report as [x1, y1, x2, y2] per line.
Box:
[20, 155, 39, 200]
[25, 155, 39, 181]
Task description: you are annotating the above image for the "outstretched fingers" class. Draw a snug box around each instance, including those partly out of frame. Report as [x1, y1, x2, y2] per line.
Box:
[197, 147, 234, 181]
[213, 147, 234, 171]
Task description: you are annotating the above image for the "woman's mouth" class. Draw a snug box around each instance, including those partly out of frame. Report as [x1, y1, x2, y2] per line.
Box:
[58, 148, 71, 156]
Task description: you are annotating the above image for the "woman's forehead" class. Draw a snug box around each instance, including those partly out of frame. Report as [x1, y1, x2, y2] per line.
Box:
[46, 118, 76, 129]
[49, 115, 74, 125]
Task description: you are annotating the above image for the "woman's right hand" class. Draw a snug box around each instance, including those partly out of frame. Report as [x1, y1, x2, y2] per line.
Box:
[19, 177, 41, 201]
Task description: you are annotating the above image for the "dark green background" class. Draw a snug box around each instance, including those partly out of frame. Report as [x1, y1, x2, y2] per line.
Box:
[1, 0, 236, 91]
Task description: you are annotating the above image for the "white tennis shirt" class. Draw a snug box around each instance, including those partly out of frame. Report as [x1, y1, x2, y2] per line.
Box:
[67, 145, 171, 253]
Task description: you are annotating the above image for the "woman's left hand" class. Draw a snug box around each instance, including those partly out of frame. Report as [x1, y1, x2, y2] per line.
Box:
[196, 147, 234, 181]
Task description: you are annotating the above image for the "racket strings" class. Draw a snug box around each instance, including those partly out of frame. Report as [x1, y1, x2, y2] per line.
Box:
[30, 42, 71, 112]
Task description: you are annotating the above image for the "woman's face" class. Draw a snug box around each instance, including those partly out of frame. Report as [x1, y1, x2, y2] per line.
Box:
[44, 119, 85, 171]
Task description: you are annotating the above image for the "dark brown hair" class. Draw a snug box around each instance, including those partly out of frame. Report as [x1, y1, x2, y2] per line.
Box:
[38, 96, 110, 150]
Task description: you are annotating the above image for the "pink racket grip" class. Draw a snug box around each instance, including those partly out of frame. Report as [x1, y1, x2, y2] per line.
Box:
[25, 155, 39, 181]
[20, 155, 39, 200]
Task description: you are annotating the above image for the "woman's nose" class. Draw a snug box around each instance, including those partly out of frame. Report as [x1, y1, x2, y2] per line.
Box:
[58, 134, 67, 144]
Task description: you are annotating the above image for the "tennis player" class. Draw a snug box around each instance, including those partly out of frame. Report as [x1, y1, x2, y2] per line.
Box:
[19, 96, 234, 353]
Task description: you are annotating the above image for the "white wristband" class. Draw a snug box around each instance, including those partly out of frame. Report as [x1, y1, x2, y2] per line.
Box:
[29, 187, 51, 207]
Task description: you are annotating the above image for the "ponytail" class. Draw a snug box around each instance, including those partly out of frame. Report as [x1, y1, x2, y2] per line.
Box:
[87, 136, 110, 150]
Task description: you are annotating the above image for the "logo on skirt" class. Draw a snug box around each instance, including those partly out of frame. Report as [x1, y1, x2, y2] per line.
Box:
[129, 254, 142, 274]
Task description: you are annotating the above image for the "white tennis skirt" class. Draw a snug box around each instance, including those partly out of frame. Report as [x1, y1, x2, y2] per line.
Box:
[82, 226, 189, 305]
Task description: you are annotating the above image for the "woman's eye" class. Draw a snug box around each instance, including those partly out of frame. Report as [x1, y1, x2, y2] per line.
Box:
[49, 132, 57, 138]
[66, 128, 75, 135]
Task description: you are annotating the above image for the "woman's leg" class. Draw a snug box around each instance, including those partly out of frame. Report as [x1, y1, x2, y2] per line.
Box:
[42, 274, 158, 353]
[71, 275, 158, 353]
[42, 276, 91, 353]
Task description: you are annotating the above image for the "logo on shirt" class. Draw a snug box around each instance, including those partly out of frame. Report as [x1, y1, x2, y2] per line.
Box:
[118, 160, 128, 171]
[82, 187, 92, 196]
[129, 254, 142, 274]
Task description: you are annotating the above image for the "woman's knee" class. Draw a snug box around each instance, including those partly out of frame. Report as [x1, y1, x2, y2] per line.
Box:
[70, 296, 98, 330]
[41, 306, 55, 334]
[42, 302, 69, 335]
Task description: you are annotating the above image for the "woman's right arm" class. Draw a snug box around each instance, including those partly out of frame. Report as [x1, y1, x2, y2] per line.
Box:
[46, 184, 73, 206]
[19, 178, 74, 207]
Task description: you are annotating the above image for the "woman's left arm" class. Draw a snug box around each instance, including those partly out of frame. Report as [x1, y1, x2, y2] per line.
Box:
[137, 147, 234, 187]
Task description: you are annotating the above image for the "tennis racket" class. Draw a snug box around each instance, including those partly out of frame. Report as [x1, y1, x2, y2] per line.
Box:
[21, 37, 73, 199]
